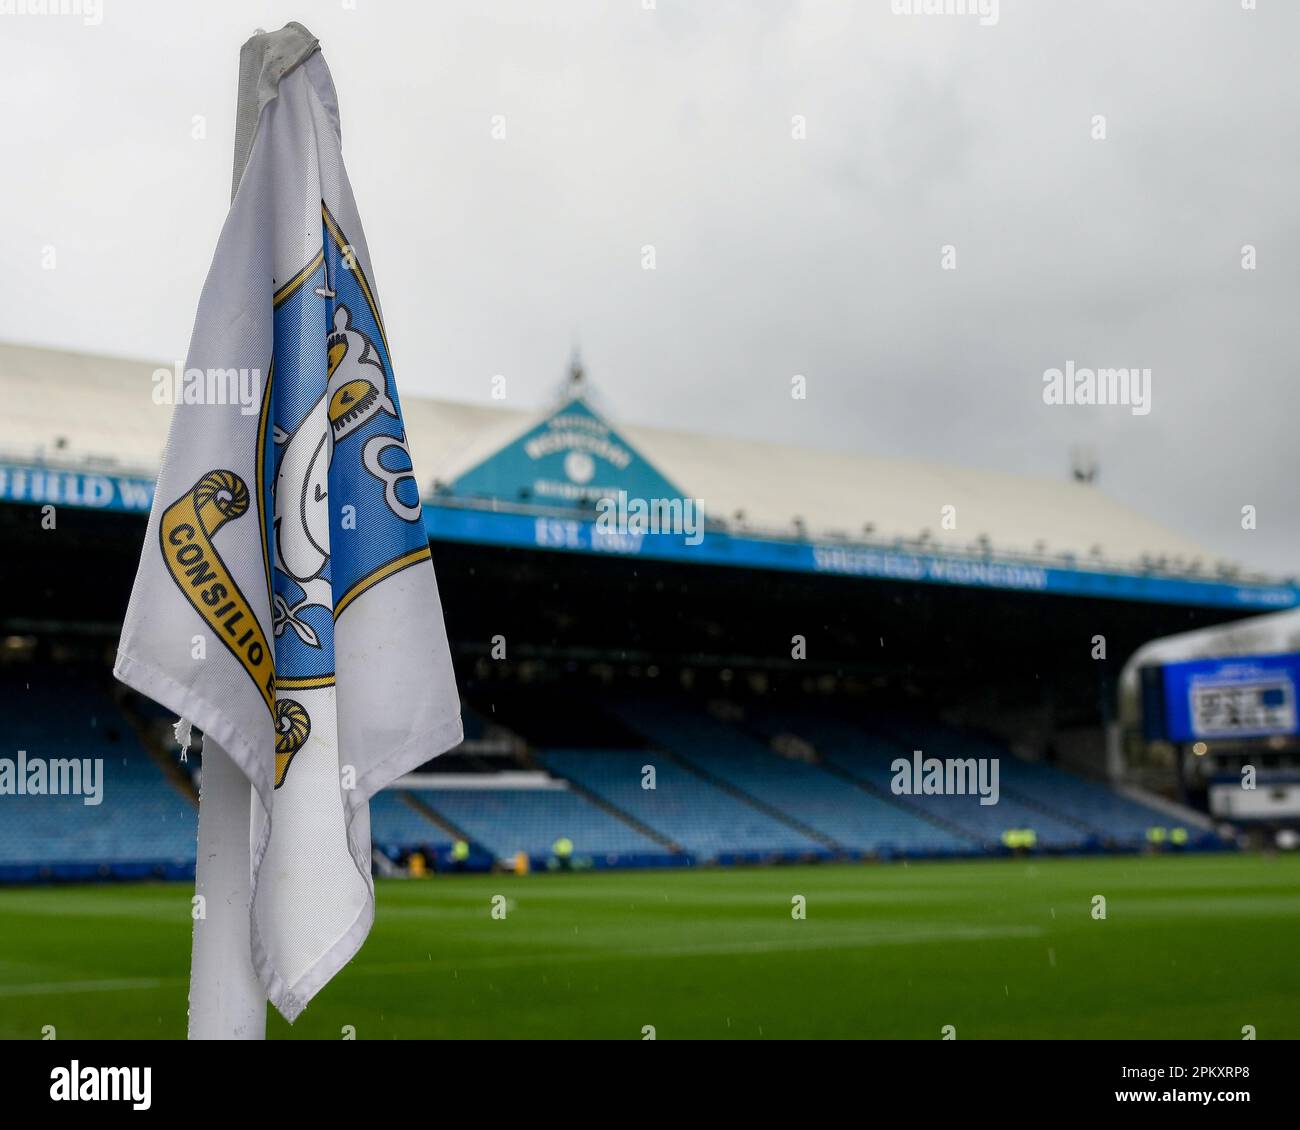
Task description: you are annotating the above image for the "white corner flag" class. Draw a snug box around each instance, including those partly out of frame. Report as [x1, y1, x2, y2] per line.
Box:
[115, 23, 462, 1025]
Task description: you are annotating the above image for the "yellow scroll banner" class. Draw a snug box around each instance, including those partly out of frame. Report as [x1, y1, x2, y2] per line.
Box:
[274, 700, 310, 788]
[159, 470, 276, 719]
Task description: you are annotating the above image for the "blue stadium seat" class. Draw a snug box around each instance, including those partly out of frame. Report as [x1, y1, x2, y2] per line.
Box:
[0, 665, 1203, 878]
[567, 700, 973, 857]
[410, 786, 668, 864]
[537, 749, 832, 861]
[762, 709, 1155, 850]
[369, 790, 454, 859]
[0, 675, 196, 877]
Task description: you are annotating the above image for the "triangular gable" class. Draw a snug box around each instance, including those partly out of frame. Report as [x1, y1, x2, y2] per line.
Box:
[444, 396, 687, 508]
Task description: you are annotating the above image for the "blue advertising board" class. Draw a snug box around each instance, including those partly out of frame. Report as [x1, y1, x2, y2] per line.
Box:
[422, 505, 1299, 611]
[0, 462, 155, 512]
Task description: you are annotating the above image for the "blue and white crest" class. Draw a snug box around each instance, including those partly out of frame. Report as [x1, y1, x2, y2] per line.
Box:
[260, 202, 429, 784]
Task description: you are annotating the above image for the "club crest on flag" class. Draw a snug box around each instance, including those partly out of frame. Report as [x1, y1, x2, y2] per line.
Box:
[156, 202, 432, 789]
[261, 201, 430, 786]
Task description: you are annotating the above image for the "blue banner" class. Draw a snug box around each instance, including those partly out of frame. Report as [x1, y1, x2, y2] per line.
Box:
[423, 504, 1299, 611]
[3, 460, 1295, 611]
[0, 463, 154, 512]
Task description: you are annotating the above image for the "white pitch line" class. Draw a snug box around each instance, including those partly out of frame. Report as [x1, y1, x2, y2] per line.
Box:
[0, 976, 178, 998]
[348, 924, 1047, 978]
[0, 927, 1050, 996]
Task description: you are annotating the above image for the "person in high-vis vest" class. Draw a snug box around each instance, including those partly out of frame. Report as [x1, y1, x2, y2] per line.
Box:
[552, 836, 574, 871]
[449, 839, 470, 872]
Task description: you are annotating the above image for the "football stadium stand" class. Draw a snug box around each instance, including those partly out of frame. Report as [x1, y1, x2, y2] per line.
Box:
[0, 658, 1222, 882]
[536, 749, 829, 862]
[751, 706, 1191, 850]
[407, 785, 668, 865]
[369, 790, 455, 861]
[0, 342, 1261, 883]
[0, 672, 196, 882]
[599, 701, 972, 856]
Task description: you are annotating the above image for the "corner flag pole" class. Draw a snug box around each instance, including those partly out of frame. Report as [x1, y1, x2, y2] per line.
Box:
[188, 740, 265, 1039]
[186, 30, 273, 1042]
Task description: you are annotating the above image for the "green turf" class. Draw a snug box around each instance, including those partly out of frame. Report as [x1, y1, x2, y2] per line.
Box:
[1, 854, 1297, 1039]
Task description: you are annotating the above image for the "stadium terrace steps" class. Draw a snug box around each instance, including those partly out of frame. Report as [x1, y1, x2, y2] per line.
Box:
[115, 689, 201, 804]
[991, 784, 1098, 835]
[805, 737, 1086, 849]
[813, 758, 983, 847]
[370, 790, 456, 858]
[868, 715, 1182, 845]
[1, 665, 1217, 882]
[995, 764, 1180, 844]
[659, 749, 844, 853]
[536, 748, 826, 861]
[407, 785, 669, 863]
[539, 768, 683, 853]
[765, 709, 1179, 849]
[1111, 782, 1215, 830]
[605, 700, 972, 857]
[397, 789, 476, 843]
[0, 672, 197, 879]
[738, 707, 1066, 849]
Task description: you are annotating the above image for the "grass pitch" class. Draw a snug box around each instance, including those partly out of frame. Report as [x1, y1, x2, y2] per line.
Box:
[1, 853, 1297, 1039]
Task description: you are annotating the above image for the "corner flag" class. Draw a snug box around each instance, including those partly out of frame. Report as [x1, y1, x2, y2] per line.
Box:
[115, 23, 462, 1023]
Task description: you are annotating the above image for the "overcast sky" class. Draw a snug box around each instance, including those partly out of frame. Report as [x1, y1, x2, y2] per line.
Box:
[1, 0, 1296, 575]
